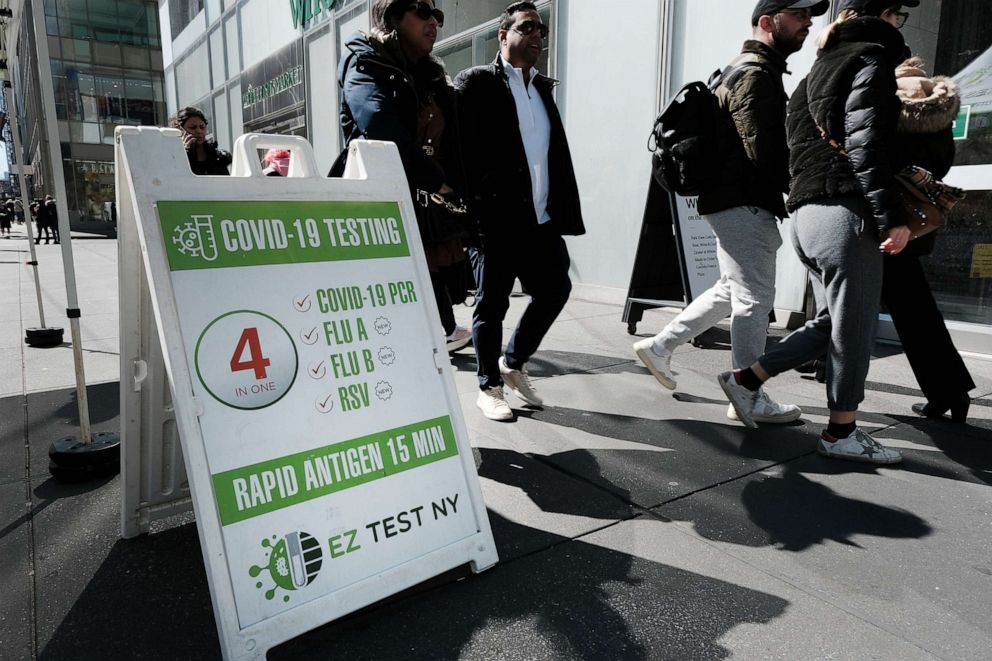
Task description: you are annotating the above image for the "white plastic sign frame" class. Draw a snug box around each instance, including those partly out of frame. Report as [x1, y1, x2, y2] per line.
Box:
[115, 127, 498, 659]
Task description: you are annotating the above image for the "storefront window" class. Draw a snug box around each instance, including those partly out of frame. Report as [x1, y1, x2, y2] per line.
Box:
[902, 2, 992, 330]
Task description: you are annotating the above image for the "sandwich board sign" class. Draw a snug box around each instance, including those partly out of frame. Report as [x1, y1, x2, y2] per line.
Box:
[114, 128, 498, 659]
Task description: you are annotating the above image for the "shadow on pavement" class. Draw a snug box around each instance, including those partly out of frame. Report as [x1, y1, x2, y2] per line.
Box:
[39, 522, 217, 661]
[272, 514, 789, 661]
[0, 477, 114, 544]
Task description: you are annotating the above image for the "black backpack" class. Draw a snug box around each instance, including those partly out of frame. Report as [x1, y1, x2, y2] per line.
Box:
[649, 58, 766, 196]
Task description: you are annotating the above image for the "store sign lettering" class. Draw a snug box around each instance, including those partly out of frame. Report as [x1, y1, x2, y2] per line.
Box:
[243, 66, 304, 109]
[77, 162, 115, 175]
[290, 0, 342, 29]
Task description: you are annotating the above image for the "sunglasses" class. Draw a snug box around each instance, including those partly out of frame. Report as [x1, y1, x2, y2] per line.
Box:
[511, 19, 549, 38]
[405, 2, 444, 27]
[891, 10, 909, 28]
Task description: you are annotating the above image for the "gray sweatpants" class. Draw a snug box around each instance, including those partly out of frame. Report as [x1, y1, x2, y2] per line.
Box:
[651, 205, 781, 370]
[758, 199, 882, 411]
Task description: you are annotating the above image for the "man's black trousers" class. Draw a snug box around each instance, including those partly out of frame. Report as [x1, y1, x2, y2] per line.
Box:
[469, 225, 572, 390]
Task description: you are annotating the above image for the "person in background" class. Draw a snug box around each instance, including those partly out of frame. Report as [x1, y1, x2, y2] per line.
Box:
[171, 107, 231, 176]
[0, 200, 11, 238]
[31, 199, 52, 245]
[720, 0, 917, 465]
[44, 195, 61, 244]
[883, 54, 974, 423]
[333, 0, 474, 354]
[14, 198, 24, 224]
[261, 149, 291, 177]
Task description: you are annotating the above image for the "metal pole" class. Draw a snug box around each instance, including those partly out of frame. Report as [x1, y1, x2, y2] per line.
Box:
[3, 81, 47, 328]
[30, 0, 91, 445]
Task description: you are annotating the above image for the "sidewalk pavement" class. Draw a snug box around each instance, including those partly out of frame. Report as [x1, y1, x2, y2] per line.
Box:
[2, 225, 991, 660]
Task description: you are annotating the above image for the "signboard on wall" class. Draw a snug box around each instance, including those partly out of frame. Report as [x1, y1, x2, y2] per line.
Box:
[242, 40, 306, 128]
[115, 130, 497, 659]
[672, 195, 720, 301]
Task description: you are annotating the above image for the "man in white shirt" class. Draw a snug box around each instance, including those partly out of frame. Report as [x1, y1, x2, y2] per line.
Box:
[455, 2, 585, 421]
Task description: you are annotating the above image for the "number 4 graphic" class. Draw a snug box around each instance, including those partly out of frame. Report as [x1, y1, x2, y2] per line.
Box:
[230, 328, 271, 379]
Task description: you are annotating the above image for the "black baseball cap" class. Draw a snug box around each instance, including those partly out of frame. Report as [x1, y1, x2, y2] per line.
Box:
[752, 0, 830, 25]
[838, 0, 919, 14]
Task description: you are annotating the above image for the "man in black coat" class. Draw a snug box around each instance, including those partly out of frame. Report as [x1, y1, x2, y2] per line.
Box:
[454, 1, 584, 422]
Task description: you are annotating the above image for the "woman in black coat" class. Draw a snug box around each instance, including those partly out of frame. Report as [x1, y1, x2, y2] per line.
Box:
[883, 57, 974, 422]
[172, 106, 231, 176]
[334, 0, 474, 352]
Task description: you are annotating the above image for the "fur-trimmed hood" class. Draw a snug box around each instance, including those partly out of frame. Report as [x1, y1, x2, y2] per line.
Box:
[895, 57, 960, 134]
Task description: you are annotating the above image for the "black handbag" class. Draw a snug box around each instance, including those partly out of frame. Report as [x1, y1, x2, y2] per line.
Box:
[413, 189, 473, 245]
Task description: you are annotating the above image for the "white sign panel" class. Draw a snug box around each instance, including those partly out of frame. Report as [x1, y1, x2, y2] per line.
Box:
[115, 129, 497, 659]
[672, 195, 720, 302]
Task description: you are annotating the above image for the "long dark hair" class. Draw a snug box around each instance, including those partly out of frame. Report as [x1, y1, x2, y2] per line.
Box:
[171, 106, 207, 130]
[371, 0, 409, 32]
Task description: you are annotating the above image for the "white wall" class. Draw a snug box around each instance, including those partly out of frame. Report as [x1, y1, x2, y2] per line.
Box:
[240, 0, 301, 70]
[308, 30, 340, 174]
[557, 0, 663, 290]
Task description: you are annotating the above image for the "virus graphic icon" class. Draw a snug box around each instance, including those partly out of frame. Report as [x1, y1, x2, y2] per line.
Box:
[171, 215, 219, 261]
[248, 531, 323, 603]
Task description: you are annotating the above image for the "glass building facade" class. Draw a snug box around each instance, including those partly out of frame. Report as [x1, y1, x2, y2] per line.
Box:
[160, 1, 992, 354]
[14, 0, 165, 225]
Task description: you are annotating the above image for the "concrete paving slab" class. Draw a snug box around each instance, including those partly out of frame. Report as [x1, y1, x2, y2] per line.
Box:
[23, 347, 119, 394]
[0, 321, 24, 350]
[655, 450, 992, 660]
[0, 348, 23, 399]
[465, 363, 821, 509]
[0, 482, 33, 661]
[0, 394, 27, 486]
[470, 423, 638, 561]
[29, 476, 217, 661]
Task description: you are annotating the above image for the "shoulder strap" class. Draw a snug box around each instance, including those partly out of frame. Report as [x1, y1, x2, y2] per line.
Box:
[709, 53, 773, 92]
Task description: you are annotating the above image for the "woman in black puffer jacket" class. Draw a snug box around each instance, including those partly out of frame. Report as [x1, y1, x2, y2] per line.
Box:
[719, 0, 917, 466]
[883, 57, 974, 422]
[332, 0, 474, 353]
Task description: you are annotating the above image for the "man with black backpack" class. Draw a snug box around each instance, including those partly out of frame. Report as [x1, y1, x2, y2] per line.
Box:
[634, 0, 827, 425]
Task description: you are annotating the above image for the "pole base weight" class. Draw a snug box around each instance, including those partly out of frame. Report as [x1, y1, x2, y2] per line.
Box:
[48, 431, 120, 482]
[25, 326, 65, 347]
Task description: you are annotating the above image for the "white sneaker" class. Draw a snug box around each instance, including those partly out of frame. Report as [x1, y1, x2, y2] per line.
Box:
[499, 356, 543, 407]
[446, 326, 472, 352]
[717, 371, 758, 429]
[477, 386, 513, 421]
[633, 338, 676, 390]
[818, 428, 902, 465]
[727, 388, 801, 423]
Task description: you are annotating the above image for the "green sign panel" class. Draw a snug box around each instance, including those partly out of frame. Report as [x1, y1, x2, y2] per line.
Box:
[290, 0, 342, 29]
[158, 200, 410, 271]
[953, 105, 971, 141]
[212, 416, 459, 525]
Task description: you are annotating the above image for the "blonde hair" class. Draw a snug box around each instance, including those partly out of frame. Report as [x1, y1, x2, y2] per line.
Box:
[815, 9, 860, 49]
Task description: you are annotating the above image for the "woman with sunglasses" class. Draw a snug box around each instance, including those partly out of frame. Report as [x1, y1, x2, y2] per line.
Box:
[333, 0, 474, 353]
[721, 0, 918, 464]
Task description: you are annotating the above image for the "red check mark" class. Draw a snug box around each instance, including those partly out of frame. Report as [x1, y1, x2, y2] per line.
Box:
[315, 393, 334, 414]
[294, 294, 312, 312]
[300, 327, 319, 345]
[309, 361, 326, 379]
